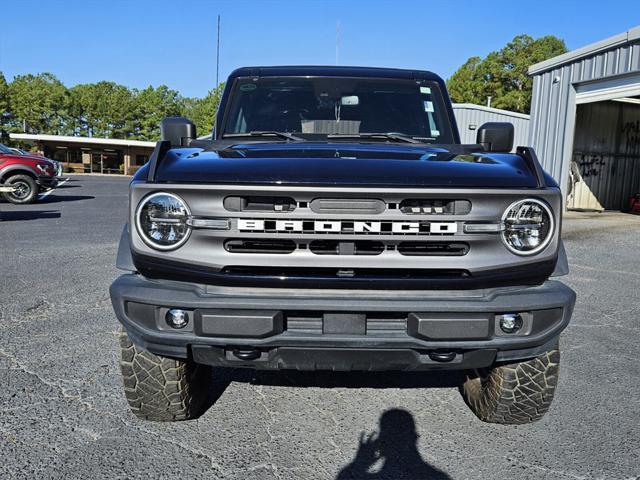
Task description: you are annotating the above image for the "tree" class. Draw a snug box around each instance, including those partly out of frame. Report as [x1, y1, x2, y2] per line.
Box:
[69, 81, 136, 138]
[0, 72, 10, 134]
[182, 83, 225, 137]
[132, 85, 184, 140]
[7, 73, 70, 134]
[447, 34, 567, 113]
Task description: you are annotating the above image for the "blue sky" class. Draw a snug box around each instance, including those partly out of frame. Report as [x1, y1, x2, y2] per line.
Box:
[1, 0, 637, 98]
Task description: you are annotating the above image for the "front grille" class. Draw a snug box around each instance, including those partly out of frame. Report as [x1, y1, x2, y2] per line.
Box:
[221, 266, 470, 279]
[309, 240, 385, 256]
[224, 239, 296, 254]
[400, 199, 471, 215]
[398, 241, 469, 256]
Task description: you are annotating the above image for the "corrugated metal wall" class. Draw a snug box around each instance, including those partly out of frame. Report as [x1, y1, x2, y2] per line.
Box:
[529, 31, 640, 197]
[568, 101, 640, 210]
[452, 104, 530, 150]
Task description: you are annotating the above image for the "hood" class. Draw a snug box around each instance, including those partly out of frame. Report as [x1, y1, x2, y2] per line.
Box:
[152, 142, 539, 188]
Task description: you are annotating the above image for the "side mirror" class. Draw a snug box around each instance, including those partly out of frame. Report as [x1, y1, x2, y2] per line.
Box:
[476, 122, 514, 152]
[161, 117, 197, 147]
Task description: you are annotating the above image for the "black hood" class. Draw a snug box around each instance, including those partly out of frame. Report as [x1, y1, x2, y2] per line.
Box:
[151, 142, 540, 188]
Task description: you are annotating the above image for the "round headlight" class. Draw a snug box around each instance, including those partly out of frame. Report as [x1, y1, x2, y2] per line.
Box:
[136, 192, 191, 250]
[501, 199, 554, 255]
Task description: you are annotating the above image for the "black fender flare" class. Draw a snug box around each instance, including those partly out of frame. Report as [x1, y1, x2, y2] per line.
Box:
[116, 224, 137, 272]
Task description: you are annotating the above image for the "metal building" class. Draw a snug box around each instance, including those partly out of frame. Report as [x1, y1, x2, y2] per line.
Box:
[529, 26, 640, 210]
[452, 103, 530, 150]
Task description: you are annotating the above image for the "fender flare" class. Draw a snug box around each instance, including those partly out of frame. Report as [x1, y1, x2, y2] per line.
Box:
[116, 224, 137, 272]
[0, 164, 39, 182]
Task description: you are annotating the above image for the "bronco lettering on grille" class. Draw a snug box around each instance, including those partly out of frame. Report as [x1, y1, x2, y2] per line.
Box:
[237, 219, 458, 234]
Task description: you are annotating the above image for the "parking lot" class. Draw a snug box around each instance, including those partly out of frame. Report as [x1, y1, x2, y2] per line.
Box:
[1, 175, 639, 479]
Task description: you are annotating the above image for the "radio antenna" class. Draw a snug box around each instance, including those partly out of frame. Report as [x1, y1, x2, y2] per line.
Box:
[216, 14, 221, 86]
[336, 20, 340, 65]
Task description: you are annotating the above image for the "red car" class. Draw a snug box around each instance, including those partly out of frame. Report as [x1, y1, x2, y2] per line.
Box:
[0, 143, 58, 204]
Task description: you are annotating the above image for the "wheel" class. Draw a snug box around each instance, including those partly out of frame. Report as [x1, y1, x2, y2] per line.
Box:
[2, 174, 38, 204]
[460, 341, 560, 424]
[118, 328, 212, 421]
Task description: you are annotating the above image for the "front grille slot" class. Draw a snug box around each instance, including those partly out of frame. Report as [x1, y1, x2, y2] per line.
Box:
[309, 240, 384, 256]
[224, 196, 296, 212]
[225, 239, 296, 254]
[400, 199, 471, 215]
[398, 241, 469, 256]
[310, 198, 385, 215]
[221, 266, 470, 279]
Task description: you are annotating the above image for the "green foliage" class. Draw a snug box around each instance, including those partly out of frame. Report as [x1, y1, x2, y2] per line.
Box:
[132, 85, 184, 140]
[447, 34, 567, 113]
[181, 83, 225, 138]
[7, 73, 70, 134]
[2, 72, 224, 141]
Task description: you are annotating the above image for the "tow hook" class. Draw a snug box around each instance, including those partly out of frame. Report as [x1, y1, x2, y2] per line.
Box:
[428, 351, 456, 363]
[232, 348, 261, 361]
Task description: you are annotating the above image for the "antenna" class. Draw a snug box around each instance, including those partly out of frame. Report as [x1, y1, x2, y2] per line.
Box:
[216, 14, 221, 86]
[336, 20, 340, 65]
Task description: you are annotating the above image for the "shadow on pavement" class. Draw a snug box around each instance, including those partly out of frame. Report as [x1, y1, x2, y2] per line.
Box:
[0, 210, 61, 221]
[336, 408, 451, 480]
[38, 195, 95, 203]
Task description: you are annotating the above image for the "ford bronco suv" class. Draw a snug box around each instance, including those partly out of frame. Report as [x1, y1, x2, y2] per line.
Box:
[110, 66, 576, 424]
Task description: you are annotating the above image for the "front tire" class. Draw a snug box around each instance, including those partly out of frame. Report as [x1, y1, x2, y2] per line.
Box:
[2, 174, 38, 204]
[461, 341, 560, 424]
[119, 328, 211, 421]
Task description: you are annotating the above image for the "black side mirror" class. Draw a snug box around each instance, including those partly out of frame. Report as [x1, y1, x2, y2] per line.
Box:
[161, 117, 197, 147]
[476, 122, 514, 152]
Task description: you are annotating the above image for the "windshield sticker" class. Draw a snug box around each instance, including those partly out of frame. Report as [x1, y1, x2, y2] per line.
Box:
[420, 86, 431, 94]
[431, 129, 440, 136]
[240, 83, 257, 92]
[424, 101, 434, 112]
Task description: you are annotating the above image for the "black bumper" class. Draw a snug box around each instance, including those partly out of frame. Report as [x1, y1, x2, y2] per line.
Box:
[110, 274, 576, 371]
[37, 176, 58, 189]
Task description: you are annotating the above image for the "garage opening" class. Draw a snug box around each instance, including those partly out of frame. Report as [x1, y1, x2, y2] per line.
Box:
[568, 96, 640, 211]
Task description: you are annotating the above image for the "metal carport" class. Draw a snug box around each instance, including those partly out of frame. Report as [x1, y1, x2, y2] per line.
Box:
[528, 26, 640, 210]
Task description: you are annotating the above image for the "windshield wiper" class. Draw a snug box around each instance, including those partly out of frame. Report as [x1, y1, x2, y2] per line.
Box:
[222, 131, 305, 142]
[327, 132, 423, 144]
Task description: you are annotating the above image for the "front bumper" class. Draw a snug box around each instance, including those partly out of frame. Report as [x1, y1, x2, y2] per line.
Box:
[110, 274, 575, 371]
[37, 176, 58, 189]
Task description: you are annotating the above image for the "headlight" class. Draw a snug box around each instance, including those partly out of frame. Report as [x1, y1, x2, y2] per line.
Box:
[136, 192, 191, 250]
[501, 199, 554, 255]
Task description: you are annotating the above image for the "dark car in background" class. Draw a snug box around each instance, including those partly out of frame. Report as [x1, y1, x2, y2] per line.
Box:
[0, 143, 58, 204]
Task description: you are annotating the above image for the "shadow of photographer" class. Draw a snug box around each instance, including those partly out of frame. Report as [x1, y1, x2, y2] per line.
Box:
[336, 408, 451, 480]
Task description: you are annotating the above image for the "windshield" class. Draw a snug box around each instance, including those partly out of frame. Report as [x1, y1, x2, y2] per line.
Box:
[0, 144, 14, 154]
[223, 76, 455, 143]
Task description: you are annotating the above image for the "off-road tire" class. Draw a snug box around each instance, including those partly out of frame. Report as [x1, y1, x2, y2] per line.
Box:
[461, 341, 560, 425]
[119, 328, 212, 421]
[2, 174, 38, 204]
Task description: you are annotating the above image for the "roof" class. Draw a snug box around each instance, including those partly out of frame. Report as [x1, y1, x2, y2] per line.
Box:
[451, 103, 530, 120]
[228, 65, 443, 82]
[10, 133, 156, 148]
[529, 25, 640, 75]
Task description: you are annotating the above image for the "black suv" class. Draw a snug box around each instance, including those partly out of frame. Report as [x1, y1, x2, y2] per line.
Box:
[110, 66, 576, 424]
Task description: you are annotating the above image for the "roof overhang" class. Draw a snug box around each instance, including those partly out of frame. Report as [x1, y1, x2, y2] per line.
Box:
[9, 133, 156, 148]
[528, 25, 640, 76]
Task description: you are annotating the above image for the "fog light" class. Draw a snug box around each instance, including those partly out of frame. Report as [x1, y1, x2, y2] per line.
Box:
[166, 309, 189, 329]
[499, 313, 523, 334]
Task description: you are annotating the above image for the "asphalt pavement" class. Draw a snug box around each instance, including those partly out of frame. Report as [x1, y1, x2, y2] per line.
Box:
[1, 175, 639, 479]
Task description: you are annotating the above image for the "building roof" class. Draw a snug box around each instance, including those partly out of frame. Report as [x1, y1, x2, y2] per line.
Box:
[451, 103, 530, 120]
[10, 133, 156, 148]
[529, 25, 640, 75]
